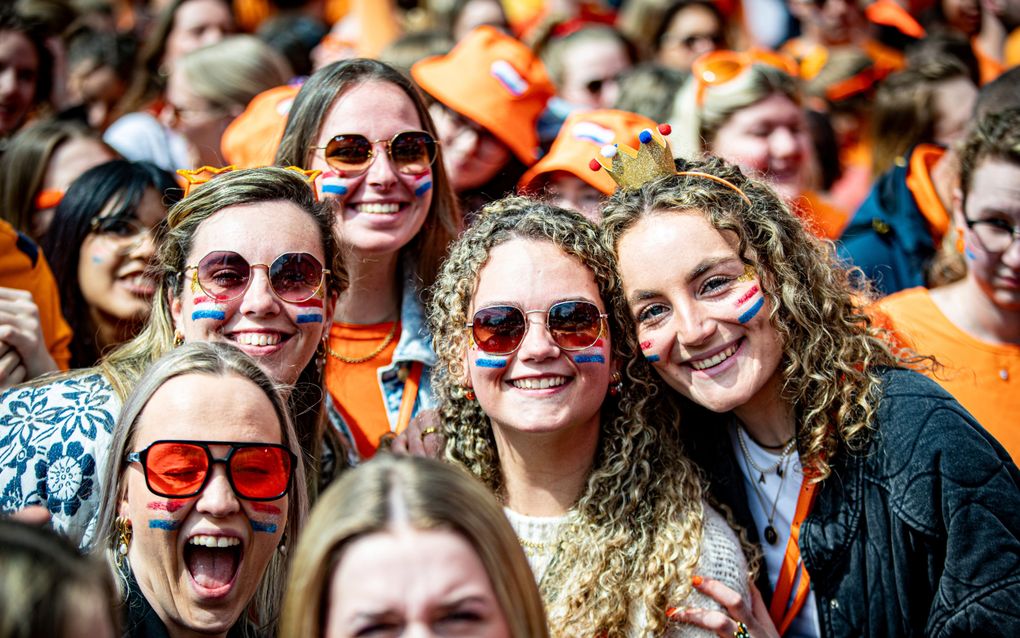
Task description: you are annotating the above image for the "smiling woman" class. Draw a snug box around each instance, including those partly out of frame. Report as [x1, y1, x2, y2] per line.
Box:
[93, 341, 307, 638]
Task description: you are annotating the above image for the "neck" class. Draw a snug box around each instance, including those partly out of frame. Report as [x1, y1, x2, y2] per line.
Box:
[335, 251, 402, 324]
[732, 373, 797, 448]
[495, 415, 600, 517]
[930, 279, 1020, 344]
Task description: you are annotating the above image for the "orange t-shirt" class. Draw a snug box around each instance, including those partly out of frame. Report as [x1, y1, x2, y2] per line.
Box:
[0, 220, 72, 371]
[324, 320, 401, 460]
[870, 287, 1020, 461]
[796, 190, 851, 240]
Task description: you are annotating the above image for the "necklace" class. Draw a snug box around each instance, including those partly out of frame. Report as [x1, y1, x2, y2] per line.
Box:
[326, 321, 398, 364]
[737, 427, 796, 545]
[517, 536, 552, 552]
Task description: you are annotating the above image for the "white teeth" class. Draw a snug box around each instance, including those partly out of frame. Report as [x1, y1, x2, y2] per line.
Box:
[690, 344, 739, 371]
[357, 202, 401, 214]
[234, 333, 281, 347]
[188, 535, 240, 548]
[511, 376, 568, 390]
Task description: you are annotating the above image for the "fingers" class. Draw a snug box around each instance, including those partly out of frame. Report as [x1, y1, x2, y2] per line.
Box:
[693, 575, 746, 615]
[7, 505, 51, 526]
[0, 287, 34, 302]
[0, 349, 26, 391]
[669, 607, 744, 638]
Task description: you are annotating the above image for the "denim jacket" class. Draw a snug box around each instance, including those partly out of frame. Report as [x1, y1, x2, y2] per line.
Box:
[687, 369, 1020, 637]
[326, 272, 438, 466]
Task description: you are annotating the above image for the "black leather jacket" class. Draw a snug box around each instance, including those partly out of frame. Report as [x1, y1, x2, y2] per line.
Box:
[687, 369, 1020, 637]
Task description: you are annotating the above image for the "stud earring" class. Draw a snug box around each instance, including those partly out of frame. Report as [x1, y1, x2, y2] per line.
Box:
[608, 371, 622, 397]
[173, 331, 184, 347]
[464, 387, 476, 401]
[115, 517, 132, 567]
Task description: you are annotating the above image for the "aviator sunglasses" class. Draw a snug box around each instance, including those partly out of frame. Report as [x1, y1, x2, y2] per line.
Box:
[185, 251, 329, 303]
[125, 440, 296, 501]
[468, 300, 607, 356]
[313, 130, 439, 176]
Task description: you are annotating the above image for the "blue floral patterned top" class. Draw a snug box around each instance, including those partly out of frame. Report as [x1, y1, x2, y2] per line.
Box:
[0, 372, 121, 548]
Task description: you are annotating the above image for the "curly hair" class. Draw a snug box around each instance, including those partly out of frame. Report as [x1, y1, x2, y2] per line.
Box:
[601, 157, 911, 481]
[429, 196, 709, 637]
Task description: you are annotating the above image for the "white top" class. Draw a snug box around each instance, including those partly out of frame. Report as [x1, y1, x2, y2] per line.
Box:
[103, 112, 190, 173]
[504, 501, 749, 638]
[729, 424, 821, 638]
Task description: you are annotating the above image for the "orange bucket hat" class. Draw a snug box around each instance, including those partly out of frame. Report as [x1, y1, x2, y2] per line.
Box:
[411, 25, 554, 165]
[519, 109, 657, 195]
[221, 84, 301, 169]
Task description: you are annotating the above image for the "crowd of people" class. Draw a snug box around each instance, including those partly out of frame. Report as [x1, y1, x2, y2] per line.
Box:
[1, 0, 1019, 636]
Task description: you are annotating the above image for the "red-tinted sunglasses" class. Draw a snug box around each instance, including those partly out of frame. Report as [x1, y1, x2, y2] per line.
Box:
[186, 251, 329, 303]
[125, 440, 295, 501]
[467, 300, 607, 356]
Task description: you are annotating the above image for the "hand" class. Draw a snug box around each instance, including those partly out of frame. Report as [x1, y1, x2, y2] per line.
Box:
[669, 577, 779, 638]
[0, 342, 28, 391]
[0, 287, 58, 381]
[6, 505, 51, 526]
[388, 409, 444, 458]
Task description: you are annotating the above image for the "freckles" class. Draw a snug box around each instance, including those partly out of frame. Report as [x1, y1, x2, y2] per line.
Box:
[321, 171, 349, 196]
[191, 295, 227, 322]
[570, 338, 606, 365]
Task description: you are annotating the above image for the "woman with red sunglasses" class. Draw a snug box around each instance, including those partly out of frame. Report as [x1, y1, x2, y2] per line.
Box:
[94, 341, 308, 638]
[428, 196, 750, 637]
[0, 166, 344, 548]
[276, 58, 460, 466]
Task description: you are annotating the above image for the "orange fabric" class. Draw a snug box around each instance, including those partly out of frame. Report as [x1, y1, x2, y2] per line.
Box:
[411, 26, 554, 165]
[780, 39, 828, 80]
[353, 0, 400, 59]
[519, 109, 657, 195]
[768, 480, 818, 635]
[870, 287, 1020, 461]
[221, 84, 300, 169]
[781, 38, 904, 83]
[861, 38, 906, 76]
[232, 0, 271, 32]
[904, 143, 950, 245]
[1006, 28, 1020, 67]
[797, 190, 851, 240]
[973, 38, 1006, 85]
[0, 220, 72, 371]
[865, 0, 926, 38]
[395, 361, 423, 436]
[324, 321, 401, 460]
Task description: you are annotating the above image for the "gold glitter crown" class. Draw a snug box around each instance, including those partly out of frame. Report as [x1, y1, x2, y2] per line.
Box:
[588, 123, 675, 190]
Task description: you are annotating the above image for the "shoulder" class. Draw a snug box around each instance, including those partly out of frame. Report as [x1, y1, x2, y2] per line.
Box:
[871, 286, 929, 315]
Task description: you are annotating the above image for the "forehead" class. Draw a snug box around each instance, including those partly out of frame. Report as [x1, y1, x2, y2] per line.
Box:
[966, 158, 1020, 214]
[188, 200, 325, 263]
[724, 92, 803, 128]
[666, 4, 721, 33]
[472, 237, 602, 308]
[133, 373, 283, 446]
[0, 30, 38, 66]
[617, 210, 738, 282]
[174, 0, 231, 30]
[316, 81, 422, 143]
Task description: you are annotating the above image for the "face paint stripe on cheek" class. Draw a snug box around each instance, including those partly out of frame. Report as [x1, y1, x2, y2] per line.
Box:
[414, 180, 433, 197]
[475, 358, 508, 368]
[149, 519, 181, 531]
[321, 171, 349, 196]
[147, 500, 187, 512]
[251, 503, 282, 514]
[251, 520, 278, 534]
[735, 285, 760, 306]
[572, 354, 606, 364]
[738, 296, 765, 324]
[192, 295, 227, 321]
[640, 339, 661, 362]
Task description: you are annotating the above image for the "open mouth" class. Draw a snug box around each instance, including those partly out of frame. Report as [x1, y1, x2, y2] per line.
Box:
[689, 340, 741, 371]
[227, 332, 292, 348]
[509, 376, 570, 390]
[184, 535, 242, 595]
[355, 202, 403, 214]
[118, 273, 157, 296]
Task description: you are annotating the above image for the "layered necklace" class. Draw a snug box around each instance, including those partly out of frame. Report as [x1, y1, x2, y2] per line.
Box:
[737, 427, 796, 545]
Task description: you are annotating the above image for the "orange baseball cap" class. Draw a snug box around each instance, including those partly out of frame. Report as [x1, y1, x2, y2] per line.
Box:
[411, 25, 554, 165]
[519, 109, 657, 195]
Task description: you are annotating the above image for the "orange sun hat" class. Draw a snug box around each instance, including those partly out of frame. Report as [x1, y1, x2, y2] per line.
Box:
[411, 25, 554, 165]
[519, 109, 657, 195]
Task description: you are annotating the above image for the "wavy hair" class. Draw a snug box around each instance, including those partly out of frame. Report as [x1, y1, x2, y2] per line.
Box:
[280, 455, 549, 638]
[601, 157, 910, 481]
[429, 196, 707, 636]
[94, 341, 309, 638]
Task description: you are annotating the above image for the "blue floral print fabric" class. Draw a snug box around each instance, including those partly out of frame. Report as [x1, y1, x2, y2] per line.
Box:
[0, 372, 121, 548]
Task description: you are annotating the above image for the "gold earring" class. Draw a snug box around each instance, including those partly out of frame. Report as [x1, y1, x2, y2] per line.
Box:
[608, 371, 622, 397]
[173, 331, 184, 347]
[115, 517, 132, 567]
[463, 387, 476, 401]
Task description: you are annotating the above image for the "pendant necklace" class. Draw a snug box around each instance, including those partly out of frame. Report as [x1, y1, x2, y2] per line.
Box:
[737, 427, 796, 545]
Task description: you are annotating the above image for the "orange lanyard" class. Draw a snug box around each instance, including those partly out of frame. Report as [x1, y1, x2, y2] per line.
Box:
[394, 361, 424, 436]
[768, 479, 818, 635]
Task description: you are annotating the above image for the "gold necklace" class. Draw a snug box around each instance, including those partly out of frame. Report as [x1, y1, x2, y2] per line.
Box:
[517, 536, 552, 551]
[326, 321, 398, 364]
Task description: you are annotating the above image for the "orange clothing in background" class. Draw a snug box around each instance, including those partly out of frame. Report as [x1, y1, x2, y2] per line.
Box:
[871, 287, 1020, 461]
[903, 143, 950, 245]
[973, 37, 1006, 85]
[324, 321, 401, 460]
[796, 190, 851, 240]
[221, 84, 300, 169]
[0, 220, 71, 371]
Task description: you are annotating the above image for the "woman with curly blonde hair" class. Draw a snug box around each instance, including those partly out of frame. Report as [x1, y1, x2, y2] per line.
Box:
[429, 196, 750, 637]
[602, 155, 1020, 637]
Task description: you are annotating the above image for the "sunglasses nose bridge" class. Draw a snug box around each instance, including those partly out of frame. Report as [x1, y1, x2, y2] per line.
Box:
[195, 458, 242, 513]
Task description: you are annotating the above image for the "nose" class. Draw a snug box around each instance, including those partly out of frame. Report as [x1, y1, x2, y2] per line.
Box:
[124, 228, 157, 259]
[1002, 232, 1020, 268]
[673, 301, 715, 349]
[195, 464, 240, 517]
[365, 141, 399, 190]
[238, 266, 281, 317]
[0, 68, 16, 98]
[515, 311, 561, 362]
[770, 126, 801, 160]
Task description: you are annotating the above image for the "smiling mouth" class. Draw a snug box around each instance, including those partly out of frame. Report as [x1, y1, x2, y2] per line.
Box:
[231, 333, 285, 347]
[510, 376, 569, 390]
[355, 202, 402, 214]
[185, 535, 242, 591]
[689, 341, 740, 371]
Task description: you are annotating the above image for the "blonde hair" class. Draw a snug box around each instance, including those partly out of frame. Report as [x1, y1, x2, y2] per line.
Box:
[429, 196, 709, 637]
[177, 35, 292, 113]
[94, 341, 309, 637]
[279, 455, 549, 638]
[601, 157, 915, 481]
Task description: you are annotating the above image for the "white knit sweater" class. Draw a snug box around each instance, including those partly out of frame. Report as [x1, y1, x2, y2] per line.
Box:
[504, 501, 750, 638]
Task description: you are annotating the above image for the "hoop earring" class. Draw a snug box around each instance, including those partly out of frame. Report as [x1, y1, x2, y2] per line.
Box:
[608, 371, 622, 397]
[115, 517, 132, 567]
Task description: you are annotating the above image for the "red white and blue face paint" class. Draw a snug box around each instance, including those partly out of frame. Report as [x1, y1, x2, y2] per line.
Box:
[640, 340, 660, 363]
[570, 338, 607, 365]
[147, 499, 187, 531]
[249, 502, 283, 534]
[320, 171, 349, 197]
[414, 172, 433, 197]
[191, 295, 227, 322]
[734, 265, 764, 324]
[294, 292, 324, 324]
[470, 343, 508, 369]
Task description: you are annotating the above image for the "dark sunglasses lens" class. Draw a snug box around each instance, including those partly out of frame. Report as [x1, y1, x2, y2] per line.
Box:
[269, 253, 323, 302]
[145, 442, 209, 496]
[325, 135, 373, 172]
[230, 446, 292, 499]
[197, 251, 250, 301]
[472, 306, 526, 354]
[548, 301, 602, 350]
[391, 132, 436, 174]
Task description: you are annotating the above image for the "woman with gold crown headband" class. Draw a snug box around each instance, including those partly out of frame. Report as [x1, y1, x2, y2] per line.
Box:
[598, 127, 1020, 637]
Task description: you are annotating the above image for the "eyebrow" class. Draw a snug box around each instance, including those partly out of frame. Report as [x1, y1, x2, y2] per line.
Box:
[627, 255, 736, 304]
